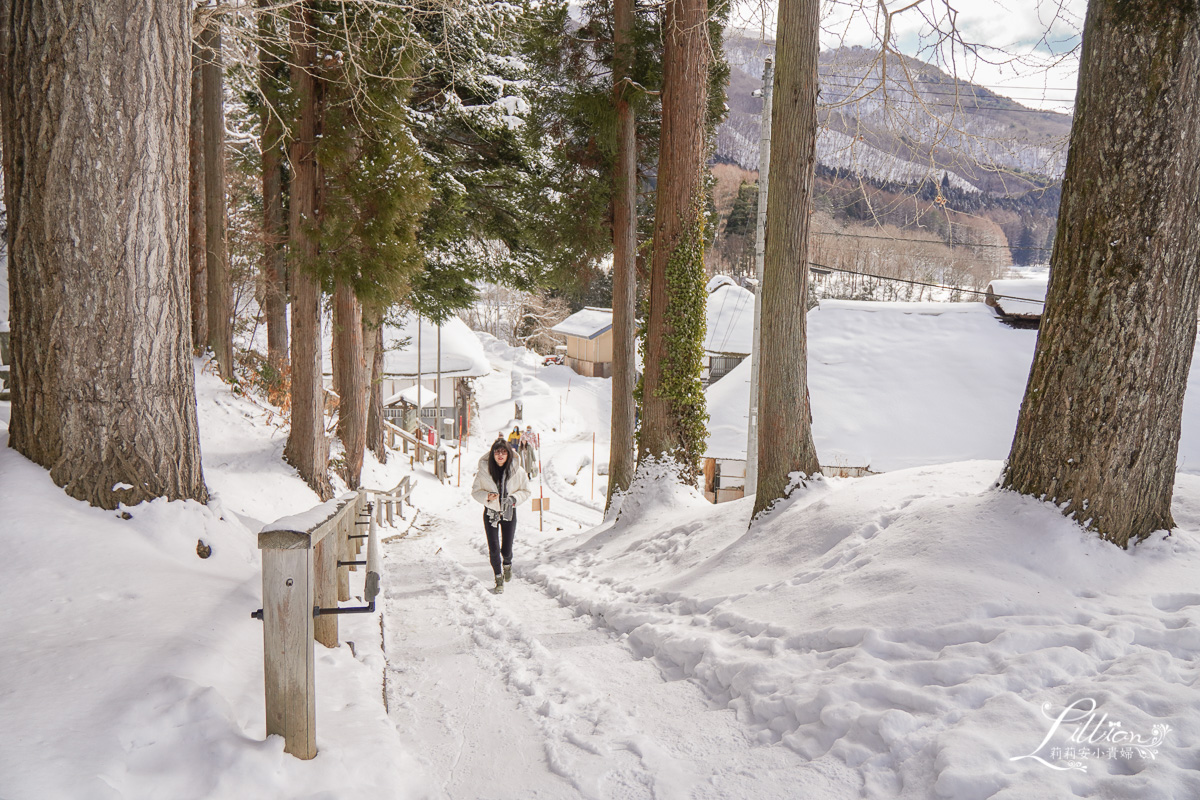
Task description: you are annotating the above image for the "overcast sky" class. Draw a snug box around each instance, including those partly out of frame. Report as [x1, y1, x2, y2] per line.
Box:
[731, 0, 1088, 113]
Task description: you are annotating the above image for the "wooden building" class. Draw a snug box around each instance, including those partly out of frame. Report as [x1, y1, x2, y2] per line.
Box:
[551, 307, 614, 378]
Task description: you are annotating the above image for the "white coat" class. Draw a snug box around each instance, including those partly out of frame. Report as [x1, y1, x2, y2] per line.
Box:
[471, 452, 531, 513]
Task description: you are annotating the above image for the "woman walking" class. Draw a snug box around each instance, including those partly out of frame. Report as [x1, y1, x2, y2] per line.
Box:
[471, 438, 531, 594]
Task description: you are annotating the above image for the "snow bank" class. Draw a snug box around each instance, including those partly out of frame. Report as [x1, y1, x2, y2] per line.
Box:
[530, 463, 1200, 798]
[0, 363, 430, 799]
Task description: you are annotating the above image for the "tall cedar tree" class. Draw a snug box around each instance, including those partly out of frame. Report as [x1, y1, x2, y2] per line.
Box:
[1, 0, 208, 509]
[258, 0, 289, 385]
[638, 0, 728, 484]
[608, 0, 639, 506]
[525, 0, 726, 497]
[523, 0, 661, 504]
[752, 0, 822, 517]
[199, 9, 234, 381]
[189, 33, 208, 351]
[1001, 0, 1200, 547]
[315, 6, 429, 488]
[284, 3, 333, 499]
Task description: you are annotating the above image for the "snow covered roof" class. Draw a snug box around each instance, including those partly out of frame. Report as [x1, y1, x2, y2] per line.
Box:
[704, 279, 755, 356]
[381, 314, 490, 377]
[705, 275, 739, 293]
[551, 307, 613, 340]
[324, 312, 490, 378]
[986, 276, 1048, 318]
[383, 385, 438, 408]
[705, 300, 1043, 466]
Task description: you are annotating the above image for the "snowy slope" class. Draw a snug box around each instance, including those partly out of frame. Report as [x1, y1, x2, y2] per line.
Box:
[530, 464, 1200, 798]
[4, 302, 1200, 800]
[0, 362, 430, 800]
[707, 300, 1200, 475]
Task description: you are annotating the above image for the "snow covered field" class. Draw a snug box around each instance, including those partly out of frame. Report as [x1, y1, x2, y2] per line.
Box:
[2, 300, 1200, 799]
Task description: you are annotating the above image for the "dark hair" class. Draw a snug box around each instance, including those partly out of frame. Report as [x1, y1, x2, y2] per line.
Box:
[488, 438, 512, 485]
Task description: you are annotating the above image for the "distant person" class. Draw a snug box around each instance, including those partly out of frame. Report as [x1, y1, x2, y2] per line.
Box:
[471, 438, 531, 594]
[508, 426, 522, 445]
[522, 425, 538, 478]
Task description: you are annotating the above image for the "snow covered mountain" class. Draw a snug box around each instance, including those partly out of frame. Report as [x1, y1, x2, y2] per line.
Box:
[718, 37, 1072, 196]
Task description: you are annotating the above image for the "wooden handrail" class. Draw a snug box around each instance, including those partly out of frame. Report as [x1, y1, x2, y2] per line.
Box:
[255, 490, 377, 760]
[383, 420, 447, 482]
[367, 475, 413, 527]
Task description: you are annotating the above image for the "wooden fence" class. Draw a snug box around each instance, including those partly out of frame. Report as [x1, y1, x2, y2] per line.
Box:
[254, 490, 380, 759]
[384, 420, 448, 482]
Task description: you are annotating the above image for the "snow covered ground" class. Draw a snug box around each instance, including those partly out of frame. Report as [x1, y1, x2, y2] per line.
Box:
[3, 301, 1200, 799]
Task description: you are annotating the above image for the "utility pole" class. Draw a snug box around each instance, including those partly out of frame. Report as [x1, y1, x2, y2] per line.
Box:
[745, 57, 773, 496]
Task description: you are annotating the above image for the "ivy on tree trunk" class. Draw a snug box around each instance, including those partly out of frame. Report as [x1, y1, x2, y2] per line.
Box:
[637, 0, 710, 485]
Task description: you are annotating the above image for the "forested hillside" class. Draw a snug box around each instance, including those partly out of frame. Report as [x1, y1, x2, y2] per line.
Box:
[711, 34, 1071, 270]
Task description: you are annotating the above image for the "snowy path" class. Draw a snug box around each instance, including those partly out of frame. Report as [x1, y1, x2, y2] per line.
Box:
[378, 487, 854, 799]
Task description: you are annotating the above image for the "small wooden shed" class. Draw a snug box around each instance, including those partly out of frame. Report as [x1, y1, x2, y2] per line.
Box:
[985, 275, 1048, 326]
[551, 307, 614, 378]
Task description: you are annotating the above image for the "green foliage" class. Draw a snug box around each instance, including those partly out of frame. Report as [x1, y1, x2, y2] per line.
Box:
[724, 181, 758, 237]
[313, 6, 430, 308]
[406, 0, 567, 312]
[637, 198, 709, 481]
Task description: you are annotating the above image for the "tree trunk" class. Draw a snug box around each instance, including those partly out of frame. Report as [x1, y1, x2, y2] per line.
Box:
[334, 281, 366, 489]
[638, 0, 710, 482]
[200, 13, 233, 381]
[189, 33, 208, 351]
[284, 4, 332, 499]
[752, 0, 822, 517]
[1002, 0, 1200, 547]
[258, 0, 288, 388]
[1, 0, 207, 509]
[365, 310, 386, 463]
[606, 0, 638, 510]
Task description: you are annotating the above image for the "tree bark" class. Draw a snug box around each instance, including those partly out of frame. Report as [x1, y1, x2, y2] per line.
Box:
[284, 4, 332, 499]
[1, 0, 207, 509]
[638, 0, 709, 479]
[606, 0, 638, 510]
[365, 310, 386, 463]
[1002, 0, 1200, 547]
[200, 12, 233, 381]
[189, 33, 208, 352]
[258, 0, 288, 388]
[334, 281, 366, 488]
[752, 0, 821, 517]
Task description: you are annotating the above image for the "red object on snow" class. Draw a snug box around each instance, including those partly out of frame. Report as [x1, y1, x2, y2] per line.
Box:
[428, 428, 435, 445]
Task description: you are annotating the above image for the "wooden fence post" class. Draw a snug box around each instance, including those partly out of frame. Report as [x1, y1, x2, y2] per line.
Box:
[260, 541, 316, 759]
[313, 534, 338, 647]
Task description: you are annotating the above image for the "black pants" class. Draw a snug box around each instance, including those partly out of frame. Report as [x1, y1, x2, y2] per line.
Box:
[483, 509, 516, 576]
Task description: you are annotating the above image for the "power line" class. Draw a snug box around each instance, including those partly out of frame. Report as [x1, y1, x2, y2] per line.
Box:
[812, 230, 1053, 252]
[817, 98, 1074, 116]
[807, 260, 1046, 305]
[817, 74, 1076, 96]
[818, 82, 1075, 105]
[815, 73, 1078, 94]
